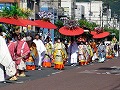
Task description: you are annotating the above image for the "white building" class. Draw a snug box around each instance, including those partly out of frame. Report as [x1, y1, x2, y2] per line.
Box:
[20, 0, 27, 9]
[75, 5, 85, 20]
[75, 1, 112, 28]
[61, 0, 76, 18]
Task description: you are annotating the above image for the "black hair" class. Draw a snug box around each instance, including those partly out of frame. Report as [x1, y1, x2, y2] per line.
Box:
[35, 34, 40, 37]
[0, 27, 3, 33]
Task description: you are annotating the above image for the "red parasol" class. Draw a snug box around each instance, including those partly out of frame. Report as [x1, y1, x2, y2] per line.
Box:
[34, 20, 57, 29]
[93, 32, 110, 39]
[59, 26, 84, 36]
[18, 19, 38, 26]
[0, 17, 27, 27]
[90, 31, 97, 35]
[90, 27, 110, 39]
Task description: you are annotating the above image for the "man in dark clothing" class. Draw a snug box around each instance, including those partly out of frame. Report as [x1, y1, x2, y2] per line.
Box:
[114, 43, 119, 57]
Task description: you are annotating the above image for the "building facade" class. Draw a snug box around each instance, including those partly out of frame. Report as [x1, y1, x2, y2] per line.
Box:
[61, 0, 76, 19]
[76, 1, 119, 29]
[76, 1, 103, 25]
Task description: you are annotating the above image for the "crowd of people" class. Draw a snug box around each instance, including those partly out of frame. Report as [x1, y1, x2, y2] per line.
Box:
[0, 27, 119, 82]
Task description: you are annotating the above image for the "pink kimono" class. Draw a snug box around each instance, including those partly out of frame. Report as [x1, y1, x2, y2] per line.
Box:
[8, 41, 16, 59]
[15, 40, 30, 70]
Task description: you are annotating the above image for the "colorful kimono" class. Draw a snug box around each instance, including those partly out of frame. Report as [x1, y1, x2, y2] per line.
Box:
[86, 45, 93, 63]
[90, 42, 98, 61]
[53, 42, 67, 70]
[26, 46, 38, 70]
[15, 40, 30, 70]
[78, 45, 89, 65]
[106, 45, 114, 59]
[42, 42, 53, 68]
[8, 41, 16, 60]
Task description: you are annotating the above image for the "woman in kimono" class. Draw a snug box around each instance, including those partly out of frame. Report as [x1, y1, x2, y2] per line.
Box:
[53, 38, 67, 70]
[90, 41, 98, 62]
[42, 37, 53, 68]
[106, 43, 114, 59]
[7, 37, 18, 80]
[97, 42, 106, 63]
[86, 42, 93, 64]
[0, 29, 16, 82]
[26, 42, 38, 70]
[14, 33, 30, 77]
[78, 42, 89, 65]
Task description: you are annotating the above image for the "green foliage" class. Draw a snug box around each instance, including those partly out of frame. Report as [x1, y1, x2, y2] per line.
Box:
[104, 27, 119, 40]
[55, 20, 64, 28]
[0, 3, 31, 19]
[0, 24, 6, 32]
[78, 19, 98, 30]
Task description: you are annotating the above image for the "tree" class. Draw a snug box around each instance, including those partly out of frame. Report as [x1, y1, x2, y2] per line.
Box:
[0, 2, 31, 19]
[104, 27, 119, 40]
[54, 20, 64, 38]
[78, 19, 98, 30]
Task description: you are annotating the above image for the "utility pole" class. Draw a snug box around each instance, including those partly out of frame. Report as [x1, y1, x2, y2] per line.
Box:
[119, 21, 120, 45]
[100, 7, 102, 27]
[89, 0, 92, 21]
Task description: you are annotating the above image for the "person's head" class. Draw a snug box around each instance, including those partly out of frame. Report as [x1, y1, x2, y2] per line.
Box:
[7, 36, 12, 43]
[14, 33, 22, 41]
[57, 38, 61, 43]
[15, 26, 20, 35]
[45, 36, 49, 42]
[86, 42, 88, 45]
[71, 37, 75, 43]
[31, 42, 36, 47]
[35, 34, 40, 40]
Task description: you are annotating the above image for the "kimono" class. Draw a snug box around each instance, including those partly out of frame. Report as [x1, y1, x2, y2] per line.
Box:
[98, 44, 106, 62]
[42, 42, 53, 68]
[78, 45, 89, 65]
[0, 36, 16, 82]
[86, 45, 93, 63]
[90, 42, 98, 61]
[53, 42, 67, 70]
[33, 39, 46, 68]
[8, 41, 16, 60]
[68, 42, 78, 66]
[106, 45, 114, 59]
[26, 46, 38, 70]
[15, 40, 30, 70]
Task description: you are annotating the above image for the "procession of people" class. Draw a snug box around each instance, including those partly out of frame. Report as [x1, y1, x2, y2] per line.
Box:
[0, 26, 119, 82]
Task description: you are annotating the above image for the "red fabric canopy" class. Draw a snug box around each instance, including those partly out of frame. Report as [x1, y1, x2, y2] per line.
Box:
[0, 17, 27, 27]
[93, 32, 110, 39]
[18, 19, 38, 26]
[90, 31, 97, 35]
[59, 26, 84, 36]
[34, 20, 57, 29]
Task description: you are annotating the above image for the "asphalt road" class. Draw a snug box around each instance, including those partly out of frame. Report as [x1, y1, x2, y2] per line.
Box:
[0, 57, 120, 90]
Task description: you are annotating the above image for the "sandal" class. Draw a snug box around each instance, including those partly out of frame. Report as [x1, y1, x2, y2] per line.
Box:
[9, 76, 18, 81]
